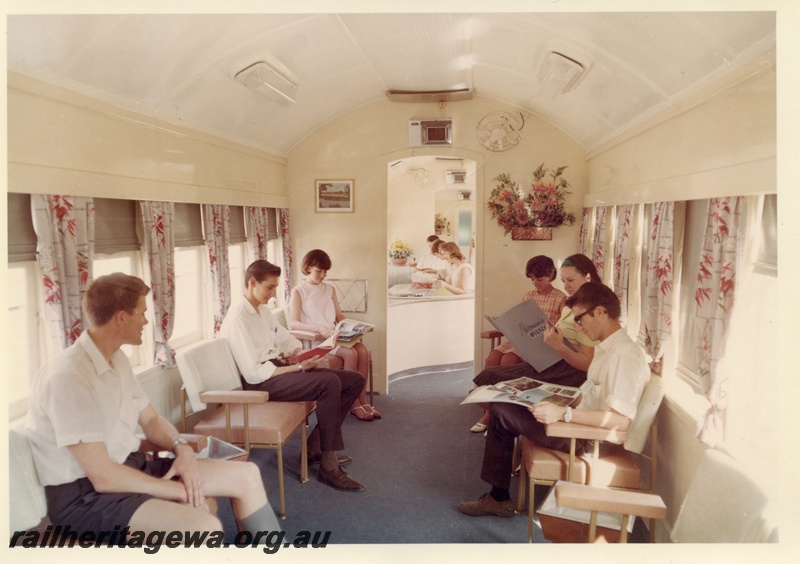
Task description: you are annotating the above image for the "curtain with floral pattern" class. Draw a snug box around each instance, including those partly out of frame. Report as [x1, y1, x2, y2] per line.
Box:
[642, 201, 675, 373]
[203, 204, 232, 335]
[695, 196, 745, 446]
[578, 207, 592, 258]
[31, 195, 95, 352]
[591, 206, 608, 280]
[278, 208, 294, 303]
[246, 206, 271, 261]
[139, 201, 176, 367]
[613, 204, 635, 324]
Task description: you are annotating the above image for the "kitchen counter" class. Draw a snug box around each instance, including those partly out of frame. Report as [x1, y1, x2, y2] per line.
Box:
[386, 287, 474, 377]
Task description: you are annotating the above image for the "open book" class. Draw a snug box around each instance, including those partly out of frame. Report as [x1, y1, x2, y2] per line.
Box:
[287, 332, 338, 363]
[461, 376, 590, 409]
[486, 300, 576, 372]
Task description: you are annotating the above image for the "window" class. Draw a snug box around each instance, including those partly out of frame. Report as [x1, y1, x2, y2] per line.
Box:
[7, 262, 42, 419]
[171, 246, 207, 348]
[675, 199, 708, 384]
[676, 199, 747, 389]
[228, 241, 248, 298]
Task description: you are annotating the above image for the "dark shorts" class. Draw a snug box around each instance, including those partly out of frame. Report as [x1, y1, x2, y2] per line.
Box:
[44, 451, 175, 533]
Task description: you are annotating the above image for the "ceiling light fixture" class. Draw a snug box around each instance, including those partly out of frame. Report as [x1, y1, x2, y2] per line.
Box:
[535, 44, 593, 100]
[235, 59, 298, 107]
[386, 88, 473, 103]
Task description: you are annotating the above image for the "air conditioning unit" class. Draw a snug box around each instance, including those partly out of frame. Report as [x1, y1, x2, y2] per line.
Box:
[409, 119, 453, 147]
[446, 170, 467, 184]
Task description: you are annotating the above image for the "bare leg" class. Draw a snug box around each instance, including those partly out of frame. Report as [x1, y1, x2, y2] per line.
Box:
[128, 459, 268, 534]
[337, 345, 372, 421]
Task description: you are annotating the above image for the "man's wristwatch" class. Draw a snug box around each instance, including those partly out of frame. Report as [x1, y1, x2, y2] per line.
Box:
[171, 437, 189, 452]
[563, 406, 573, 423]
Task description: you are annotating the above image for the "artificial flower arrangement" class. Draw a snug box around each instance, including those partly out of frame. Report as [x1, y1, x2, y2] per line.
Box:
[434, 213, 450, 235]
[487, 164, 577, 235]
[388, 239, 413, 259]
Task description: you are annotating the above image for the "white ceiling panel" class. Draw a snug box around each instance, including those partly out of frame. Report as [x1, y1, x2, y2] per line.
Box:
[6, 12, 776, 155]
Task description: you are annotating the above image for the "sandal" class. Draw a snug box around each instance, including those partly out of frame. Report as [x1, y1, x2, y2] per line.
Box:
[349, 405, 374, 421]
[365, 404, 382, 419]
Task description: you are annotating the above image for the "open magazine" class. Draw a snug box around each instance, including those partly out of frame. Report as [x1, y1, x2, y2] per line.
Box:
[486, 300, 576, 372]
[333, 318, 375, 344]
[461, 376, 591, 409]
[288, 318, 375, 362]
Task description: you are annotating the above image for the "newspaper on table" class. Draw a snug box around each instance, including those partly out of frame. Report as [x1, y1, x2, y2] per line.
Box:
[461, 376, 591, 409]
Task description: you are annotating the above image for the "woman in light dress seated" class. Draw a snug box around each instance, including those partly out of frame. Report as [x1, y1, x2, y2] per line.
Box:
[433, 241, 473, 295]
[290, 249, 380, 422]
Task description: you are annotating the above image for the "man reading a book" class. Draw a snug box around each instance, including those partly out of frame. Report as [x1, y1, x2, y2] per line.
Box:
[220, 260, 366, 492]
[457, 282, 649, 517]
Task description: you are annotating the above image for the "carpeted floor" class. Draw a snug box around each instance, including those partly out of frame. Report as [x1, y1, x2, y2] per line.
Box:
[217, 365, 646, 544]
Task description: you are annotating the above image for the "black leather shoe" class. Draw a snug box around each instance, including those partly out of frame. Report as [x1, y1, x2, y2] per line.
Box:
[307, 452, 352, 466]
[318, 466, 364, 492]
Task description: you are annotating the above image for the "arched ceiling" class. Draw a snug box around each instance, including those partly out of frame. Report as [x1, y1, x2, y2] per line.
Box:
[7, 11, 775, 156]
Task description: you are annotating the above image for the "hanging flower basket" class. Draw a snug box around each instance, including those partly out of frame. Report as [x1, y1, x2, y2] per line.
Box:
[486, 164, 576, 239]
[511, 226, 553, 241]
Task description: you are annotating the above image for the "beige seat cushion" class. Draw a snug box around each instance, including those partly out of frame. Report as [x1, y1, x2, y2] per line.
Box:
[195, 401, 307, 446]
[524, 439, 588, 483]
[523, 439, 640, 489]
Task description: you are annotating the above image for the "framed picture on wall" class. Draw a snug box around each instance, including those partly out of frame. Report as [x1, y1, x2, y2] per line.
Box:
[315, 179, 354, 213]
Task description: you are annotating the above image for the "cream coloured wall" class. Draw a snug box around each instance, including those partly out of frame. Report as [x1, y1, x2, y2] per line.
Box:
[387, 157, 437, 265]
[584, 53, 777, 541]
[8, 73, 289, 208]
[287, 97, 587, 393]
[585, 54, 776, 205]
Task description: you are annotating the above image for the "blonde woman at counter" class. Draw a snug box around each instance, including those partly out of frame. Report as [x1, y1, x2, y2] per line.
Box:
[433, 242, 474, 295]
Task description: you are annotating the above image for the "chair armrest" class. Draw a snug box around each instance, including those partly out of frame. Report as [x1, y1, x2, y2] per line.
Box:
[138, 433, 208, 454]
[291, 329, 323, 342]
[554, 482, 667, 520]
[199, 390, 269, 404]
[545, 421, 629, 443]
[480, 330, 503, 340]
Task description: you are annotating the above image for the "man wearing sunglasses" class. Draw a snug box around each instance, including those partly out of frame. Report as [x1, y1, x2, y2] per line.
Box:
[457, 282, 650, 518]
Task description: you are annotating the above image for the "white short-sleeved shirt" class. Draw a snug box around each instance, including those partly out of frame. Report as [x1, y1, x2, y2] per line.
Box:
[219, 296, 302, 384]
[26, 330, 150, 486]
[578, 328, 649, 421]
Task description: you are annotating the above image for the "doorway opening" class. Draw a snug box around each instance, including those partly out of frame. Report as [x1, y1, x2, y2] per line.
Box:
[386, 155, 476, 382]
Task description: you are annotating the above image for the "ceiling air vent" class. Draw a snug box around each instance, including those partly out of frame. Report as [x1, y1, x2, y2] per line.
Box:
[446, 170, 467, 184]
[409, 119, 452, 147]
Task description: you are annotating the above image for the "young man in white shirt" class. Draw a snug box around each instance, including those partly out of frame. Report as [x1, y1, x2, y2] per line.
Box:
[220, 260, 365, 492]
[457, 282, 649, 517]
[26, 273, 279, 539]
